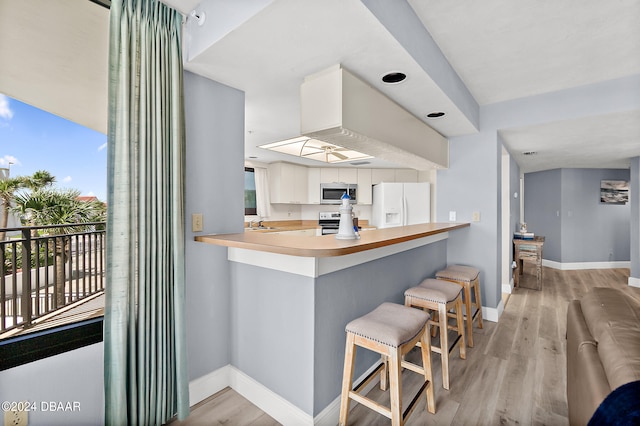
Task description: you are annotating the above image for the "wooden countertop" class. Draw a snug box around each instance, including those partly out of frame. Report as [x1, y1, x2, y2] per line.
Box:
[196, 222, 469, 257]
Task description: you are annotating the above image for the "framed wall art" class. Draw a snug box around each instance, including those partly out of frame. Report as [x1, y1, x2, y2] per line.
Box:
[600, 180, 629, 204]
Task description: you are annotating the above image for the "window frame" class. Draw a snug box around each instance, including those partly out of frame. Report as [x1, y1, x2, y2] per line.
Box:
[244, 167, 257, 216]
[0, 317, 103, 371]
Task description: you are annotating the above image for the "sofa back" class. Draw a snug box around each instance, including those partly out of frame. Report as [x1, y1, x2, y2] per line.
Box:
[580, 288, 640, 390]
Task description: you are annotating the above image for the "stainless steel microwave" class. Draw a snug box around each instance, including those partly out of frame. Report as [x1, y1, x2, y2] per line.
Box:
[320, 183, 357, 204]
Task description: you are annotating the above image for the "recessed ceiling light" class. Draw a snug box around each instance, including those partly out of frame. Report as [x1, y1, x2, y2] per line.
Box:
[523, 151, 537, 156]
[382, 72, 406, 84]
[426, 112, 446, 119]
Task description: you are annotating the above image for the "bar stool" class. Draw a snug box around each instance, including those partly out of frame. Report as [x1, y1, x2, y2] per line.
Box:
[436, 265, 484, 347]
[339, 302, 435, 426]
[404, 279, 466, 390]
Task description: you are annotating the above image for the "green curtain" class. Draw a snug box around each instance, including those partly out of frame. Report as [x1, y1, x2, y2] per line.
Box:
[104, 0, 189, 424]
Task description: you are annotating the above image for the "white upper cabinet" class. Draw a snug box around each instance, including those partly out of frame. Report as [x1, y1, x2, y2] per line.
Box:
[338, 168, 358, 184]
[269, 162, 308, 204]
[357, 169, 372, 205]
[395, 169, 418, 182]
[307, 167, 321, 204]
[318, 167, 358, 184]
[320, 168, 339, 183]
[270, 163, 419, 205]
[371, 169, 396, 185]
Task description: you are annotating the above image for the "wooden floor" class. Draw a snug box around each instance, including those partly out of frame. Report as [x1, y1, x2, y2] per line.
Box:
[173, 266, 633, 426]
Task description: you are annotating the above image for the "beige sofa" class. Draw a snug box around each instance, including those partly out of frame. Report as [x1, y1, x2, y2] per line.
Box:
[566, 287, 640, 425]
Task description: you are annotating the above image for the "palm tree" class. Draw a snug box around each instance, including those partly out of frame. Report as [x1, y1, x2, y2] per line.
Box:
[23, 170, 56, 192]
[0, 170, 56, 240]
[18, 170, 58, 264]
[0, 177, 26, 240]
[12, 188, 106, 306]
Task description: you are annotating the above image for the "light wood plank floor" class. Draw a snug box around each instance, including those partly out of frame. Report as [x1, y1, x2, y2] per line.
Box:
[172, 266, 632, 425]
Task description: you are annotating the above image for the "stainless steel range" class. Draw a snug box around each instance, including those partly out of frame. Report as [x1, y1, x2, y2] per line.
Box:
[319, 211, 341, 235]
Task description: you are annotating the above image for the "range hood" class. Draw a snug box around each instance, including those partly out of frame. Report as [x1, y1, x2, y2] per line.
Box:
[300, 66, 449, 170]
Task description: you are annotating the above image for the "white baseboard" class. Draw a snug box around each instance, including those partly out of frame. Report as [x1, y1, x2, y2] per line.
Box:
[188, 365, 231, 407]
[229, 365, 313, 426]
[483, 299, 503, 323]
[189, 361, 385, 426]
[189, 365, 312, 425]
[542, 259, 630, 270]
[629, 276, 640, 288]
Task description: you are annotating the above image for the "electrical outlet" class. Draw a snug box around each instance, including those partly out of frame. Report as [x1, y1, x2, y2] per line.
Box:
[4, 407, 28, 426]
[192, 213, 203, 232]
[472, 211, 481, 222]
[449, 211, 456, 222]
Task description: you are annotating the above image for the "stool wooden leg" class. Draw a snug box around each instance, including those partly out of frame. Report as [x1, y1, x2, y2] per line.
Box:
[420, 330, 436, 414]
[473, 278, 484, 329]
[438, 302, 450, 390]
[339, 333, 356, 426]
[380, 355, 388, 391]
[430, 310, 439, 338]
[388, 346, 402, 426]
[455, 297, 466, 360]
[463, 284, 474, 347]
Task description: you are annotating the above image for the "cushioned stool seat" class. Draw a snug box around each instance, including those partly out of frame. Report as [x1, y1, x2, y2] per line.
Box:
[339, 302, 435, 426]
[436, 265, 484, 347]
[405, 279, 466, 390]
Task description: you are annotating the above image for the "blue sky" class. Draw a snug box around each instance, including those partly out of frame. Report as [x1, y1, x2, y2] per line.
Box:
[0, 93, 107, 200]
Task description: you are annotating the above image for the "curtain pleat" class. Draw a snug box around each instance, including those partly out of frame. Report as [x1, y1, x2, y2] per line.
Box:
[254, 167, 271, 218]
[104, 0, 189, 424]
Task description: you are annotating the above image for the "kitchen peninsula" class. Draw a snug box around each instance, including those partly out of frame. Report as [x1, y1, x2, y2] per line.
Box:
[195, 222, 469, 423]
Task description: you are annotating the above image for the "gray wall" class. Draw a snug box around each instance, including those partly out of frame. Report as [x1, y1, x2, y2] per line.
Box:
[437, 76, 640, 311]
[0, 343, 104, 426]
[523, 169, 563, 261]
[313, 240, 447, 414]
[184, 71, 245, 379]
[524, 168, 630, 263]
[227, 240, 447, 416]
[230, 264, 316, 413]
[438, 131, 501, 309]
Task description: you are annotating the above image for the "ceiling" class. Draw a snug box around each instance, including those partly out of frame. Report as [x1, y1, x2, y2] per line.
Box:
[1, 0, 639, 173]
[172, 0, 640, 172]
[0, 0, 109, 134]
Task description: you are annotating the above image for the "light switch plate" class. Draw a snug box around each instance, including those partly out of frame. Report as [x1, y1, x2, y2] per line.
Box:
[449, 211, 456, 222]
[192, 213, 203, 232]
[472, 211, 481, 222]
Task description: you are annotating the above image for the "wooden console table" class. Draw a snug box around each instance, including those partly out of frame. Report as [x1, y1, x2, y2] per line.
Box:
[514, 236, 545, 290]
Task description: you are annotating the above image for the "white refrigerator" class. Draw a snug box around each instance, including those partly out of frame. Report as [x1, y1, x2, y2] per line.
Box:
[371, 182, 430, 228]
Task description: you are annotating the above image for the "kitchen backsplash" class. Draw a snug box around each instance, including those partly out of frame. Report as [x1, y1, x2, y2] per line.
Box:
[245, 203, 372, 222]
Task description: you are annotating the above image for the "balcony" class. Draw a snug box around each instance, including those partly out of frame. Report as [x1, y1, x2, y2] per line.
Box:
[0, 223, 105, 339]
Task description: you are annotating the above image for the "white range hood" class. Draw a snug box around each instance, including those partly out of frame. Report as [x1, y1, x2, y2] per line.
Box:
[300, 66, 449, 170]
